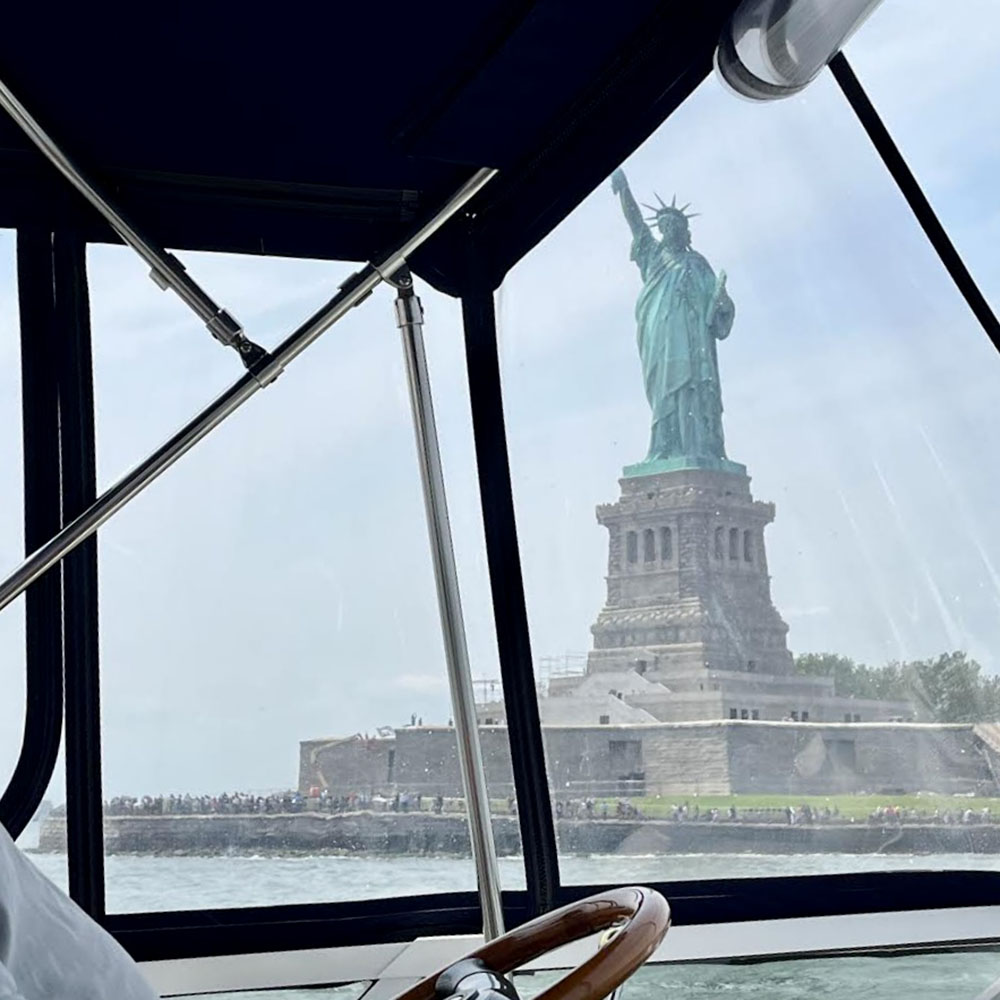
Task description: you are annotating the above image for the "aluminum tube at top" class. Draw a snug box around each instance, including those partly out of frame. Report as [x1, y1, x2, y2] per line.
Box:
[258, 167, 497, 374]
[0, 76, 229, 327]
[0, 167, 497, 614]
[395, 281, 505, 940]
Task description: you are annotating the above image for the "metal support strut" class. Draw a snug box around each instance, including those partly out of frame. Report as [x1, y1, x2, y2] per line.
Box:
[392, 267, 505, 941]
[0, 167, 498, 614]
[0, 75, 270, 374]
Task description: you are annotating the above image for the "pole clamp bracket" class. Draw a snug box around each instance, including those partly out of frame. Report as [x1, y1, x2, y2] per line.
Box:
[205, 309, 276, 382]
[389, 266, 425, 329]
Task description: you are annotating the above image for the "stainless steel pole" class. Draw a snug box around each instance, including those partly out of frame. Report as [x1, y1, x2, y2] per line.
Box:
[393, 271, 505, 941]
[0, 167, 498, 613]
[0, 75, 260, 364]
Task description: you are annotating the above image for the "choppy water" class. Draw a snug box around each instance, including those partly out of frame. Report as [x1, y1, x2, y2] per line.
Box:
[21, 848, 1000, 912]
[17, 828, 1000, 999]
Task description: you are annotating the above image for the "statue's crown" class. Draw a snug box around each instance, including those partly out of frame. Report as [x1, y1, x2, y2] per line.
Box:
[643, 193, 698, 225]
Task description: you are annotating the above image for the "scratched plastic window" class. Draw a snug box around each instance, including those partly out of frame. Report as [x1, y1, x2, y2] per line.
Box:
[498, 17, 1000, 882]
[847, 0, 1000, 317]
[82, 247, 520, 912]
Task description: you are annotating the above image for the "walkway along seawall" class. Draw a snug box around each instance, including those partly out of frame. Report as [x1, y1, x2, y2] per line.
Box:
[36, 811, 1000, 856]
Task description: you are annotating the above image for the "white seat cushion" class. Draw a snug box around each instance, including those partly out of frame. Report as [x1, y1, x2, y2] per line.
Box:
[0, 823, 158, 999]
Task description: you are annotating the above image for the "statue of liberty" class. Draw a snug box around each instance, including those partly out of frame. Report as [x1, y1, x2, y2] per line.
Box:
[611, 168, 739, 474]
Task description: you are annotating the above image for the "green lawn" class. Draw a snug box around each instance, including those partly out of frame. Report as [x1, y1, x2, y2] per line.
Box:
[590, 793, 1000, 821]
[427, 794, 1000, 822]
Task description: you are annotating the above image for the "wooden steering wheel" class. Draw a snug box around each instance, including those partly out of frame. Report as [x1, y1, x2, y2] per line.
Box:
[392, 886, 670, 1000]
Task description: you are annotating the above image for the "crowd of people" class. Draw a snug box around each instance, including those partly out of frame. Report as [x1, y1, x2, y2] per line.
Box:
[315, 790, 441, 814]
[663, 802, 841, 825]
[98, 792, 1000, 827]
[104, 792, 309, 816]
[865, 805, 1000, 826]
[102, 790, 503, 817]
[661, 802, 1000, 826]
[554, 798, 641, 819]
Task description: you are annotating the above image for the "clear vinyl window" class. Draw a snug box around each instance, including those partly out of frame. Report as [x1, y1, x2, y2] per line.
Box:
[70, 247, 520, 912]
[499, 17, 1000, 881]
[847, 0, 1000, 316]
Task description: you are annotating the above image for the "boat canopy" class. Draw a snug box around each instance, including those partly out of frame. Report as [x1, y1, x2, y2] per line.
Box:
[0, 1, 734, 295]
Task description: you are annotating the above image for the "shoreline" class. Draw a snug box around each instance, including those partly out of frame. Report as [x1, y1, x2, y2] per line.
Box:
[37, 810, 1000, 857]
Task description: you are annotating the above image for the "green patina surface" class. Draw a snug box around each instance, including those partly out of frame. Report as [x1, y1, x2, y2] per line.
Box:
[623, 456, 746, 478]
[612, 168, 737, 476]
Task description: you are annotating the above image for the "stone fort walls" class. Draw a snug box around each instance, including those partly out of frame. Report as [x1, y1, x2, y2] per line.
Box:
[300, 721, 995, 800]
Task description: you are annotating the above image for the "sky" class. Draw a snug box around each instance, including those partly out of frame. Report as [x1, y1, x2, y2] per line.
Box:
[1, 0, 1000, 805]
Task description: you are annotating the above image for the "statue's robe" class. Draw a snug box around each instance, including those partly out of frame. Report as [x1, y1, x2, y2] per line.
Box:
[631, 227, 734, 462]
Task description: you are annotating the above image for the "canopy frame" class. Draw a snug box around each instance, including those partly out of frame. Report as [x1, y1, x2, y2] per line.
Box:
[0, 84, 506, 934]
[0, 168, 498, 615]
[393, 267, 505, 940]
[0, 75, 273, 372]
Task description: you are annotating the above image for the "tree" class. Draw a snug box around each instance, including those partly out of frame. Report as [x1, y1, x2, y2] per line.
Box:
[796, 652, 865, 696]
[793, 653, 906, 701]
[793, 650, 1000, 723]
[902, 652, 1000, 723]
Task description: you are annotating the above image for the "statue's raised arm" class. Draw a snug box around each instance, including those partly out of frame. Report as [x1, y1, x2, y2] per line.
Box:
[610, 176, 737, 471]
[611, 168, 647, 245]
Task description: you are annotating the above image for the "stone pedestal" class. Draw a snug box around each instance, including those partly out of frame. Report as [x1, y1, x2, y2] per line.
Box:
[587, 467, 793, 686]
